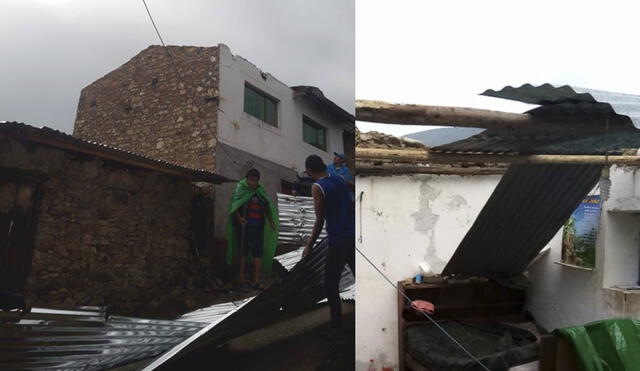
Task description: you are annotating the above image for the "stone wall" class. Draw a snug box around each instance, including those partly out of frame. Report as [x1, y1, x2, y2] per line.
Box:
[74, 45, 220, 171]
[1, 138, 213, 316]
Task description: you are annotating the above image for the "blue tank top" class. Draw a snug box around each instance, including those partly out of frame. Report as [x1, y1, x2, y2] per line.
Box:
[315, 175, 355, 244]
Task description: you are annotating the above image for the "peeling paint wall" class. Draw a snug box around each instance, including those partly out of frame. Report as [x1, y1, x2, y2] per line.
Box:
[357, 166, 640, 369]
[355, 174, 501, 370]
[527, 165, 640, 332]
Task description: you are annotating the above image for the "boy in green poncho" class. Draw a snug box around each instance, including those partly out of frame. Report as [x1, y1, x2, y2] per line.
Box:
[226, 168, 278, 292]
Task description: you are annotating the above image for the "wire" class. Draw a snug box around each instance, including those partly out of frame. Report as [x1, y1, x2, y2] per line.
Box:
[142, 0, 247, 170]
[355, 246, 491, 371]
[142, 0, 254, 172]
[356, 191, 490, 371]
[142, 0, 181, 81]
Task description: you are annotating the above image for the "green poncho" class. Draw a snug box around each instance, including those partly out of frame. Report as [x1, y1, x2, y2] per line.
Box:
[225, 179, 279, 275]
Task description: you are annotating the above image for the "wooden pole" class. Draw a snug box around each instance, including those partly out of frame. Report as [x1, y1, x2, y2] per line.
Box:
[356, 165, 506, 176]
[356, 100, 628, 132]
[356, 147, 640, 165]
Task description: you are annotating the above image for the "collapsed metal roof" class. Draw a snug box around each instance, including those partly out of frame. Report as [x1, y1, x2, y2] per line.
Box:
[1, 239, 354, 370]
[482, 83, 640, 128]
[0, 306, 205, 370]
[433, 83, 640, 155]
[175, 246, 354, 325]
[277, 193, 327, 245]
[442, 163, 602, 277]
[144, 236, 354, 370]
[433, 129, 640, 155]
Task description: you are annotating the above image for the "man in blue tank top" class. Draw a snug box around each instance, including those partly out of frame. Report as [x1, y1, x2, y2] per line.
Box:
[303, 155, 355, 333]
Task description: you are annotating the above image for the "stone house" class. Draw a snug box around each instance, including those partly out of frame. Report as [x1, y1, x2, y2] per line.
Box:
[74, 44, 355, 241]
[0, 122, 230, 316]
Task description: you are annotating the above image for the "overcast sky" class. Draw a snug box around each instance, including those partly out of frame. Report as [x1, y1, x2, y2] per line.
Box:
[357, 0, 640, 137]
[0, 0, 354, 133]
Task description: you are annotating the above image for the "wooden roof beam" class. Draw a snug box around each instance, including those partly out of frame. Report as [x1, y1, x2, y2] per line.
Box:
[356, 100, 629, 132]
[357, 147, 640, 166]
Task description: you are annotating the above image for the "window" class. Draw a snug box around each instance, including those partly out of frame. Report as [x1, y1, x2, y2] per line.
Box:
[302, 116, 327, 151]
[244, 84, 278, 126]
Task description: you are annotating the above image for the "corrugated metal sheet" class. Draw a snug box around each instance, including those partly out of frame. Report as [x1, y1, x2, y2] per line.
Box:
[482, 83, 640, 128]
[434, 83, 640, 155]
[0, 306, 205, 370]
[2, 193, 353, 370]
[277, 193, 327, 245]
[273, 246, 354, 301]
[433, 129, 640, 155]
[442, 163, 602, 277]
[174, 246, 355, 327]
[144, 237, 354, 370]
[176, 298, 253, 324]
[0, 121, 232, 184]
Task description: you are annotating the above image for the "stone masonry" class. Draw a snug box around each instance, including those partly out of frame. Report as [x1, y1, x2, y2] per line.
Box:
[74, 45, 220, 171]
[1, 138, 213, 317]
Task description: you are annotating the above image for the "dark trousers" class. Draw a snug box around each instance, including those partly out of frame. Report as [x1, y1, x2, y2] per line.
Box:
[325, 238, 356, 328]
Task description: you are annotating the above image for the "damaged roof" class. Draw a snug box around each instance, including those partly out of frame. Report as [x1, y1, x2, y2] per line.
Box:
[483, 83, 640, 128]
[0, 306, 205, 370]
[442, 163, 602, 277]
[434, 83, 640, 155]
[0, 121, 232, 184]
[433, 129, 640, 155]
[0, 239, 354, 370]
[144, 237, 354, 370]
[277, 193, 328, 245]
[292, 86, 355, 128]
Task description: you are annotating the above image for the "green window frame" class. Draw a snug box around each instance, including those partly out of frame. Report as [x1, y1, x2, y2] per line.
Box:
[302, 116, 327, 151]
[244, 83, 278, 126]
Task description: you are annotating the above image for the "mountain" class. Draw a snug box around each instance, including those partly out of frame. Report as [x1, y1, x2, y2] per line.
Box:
[403, 127, 484, 147]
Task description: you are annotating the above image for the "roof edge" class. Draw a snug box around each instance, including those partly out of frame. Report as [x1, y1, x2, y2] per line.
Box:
[1, 122, 232, 184]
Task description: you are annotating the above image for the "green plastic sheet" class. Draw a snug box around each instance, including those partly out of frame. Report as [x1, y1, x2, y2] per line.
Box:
[555, 319, 640, 371]
[225, 179, 279, 275]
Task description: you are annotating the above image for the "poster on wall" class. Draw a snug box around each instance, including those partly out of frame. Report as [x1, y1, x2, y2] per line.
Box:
[562, 195, 602, 269]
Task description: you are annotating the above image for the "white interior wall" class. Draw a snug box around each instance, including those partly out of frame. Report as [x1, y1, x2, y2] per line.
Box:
[355, 174, 501, 371]
[526, 165, 640, 331]
[357, 166, 640, 370]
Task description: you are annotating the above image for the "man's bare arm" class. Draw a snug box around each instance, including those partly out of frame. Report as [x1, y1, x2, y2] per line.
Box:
[303, 184, 325, 257]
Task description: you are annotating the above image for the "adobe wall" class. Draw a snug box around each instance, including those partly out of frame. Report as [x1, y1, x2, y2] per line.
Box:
[1, 138, 212, 317]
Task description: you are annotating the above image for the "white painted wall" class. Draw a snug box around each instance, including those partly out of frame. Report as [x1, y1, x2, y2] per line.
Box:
[216, 44, 345, 173]
[356, 166, 640, 370]
[355, 174, 501, 371]
[527, 165, 640, 331]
